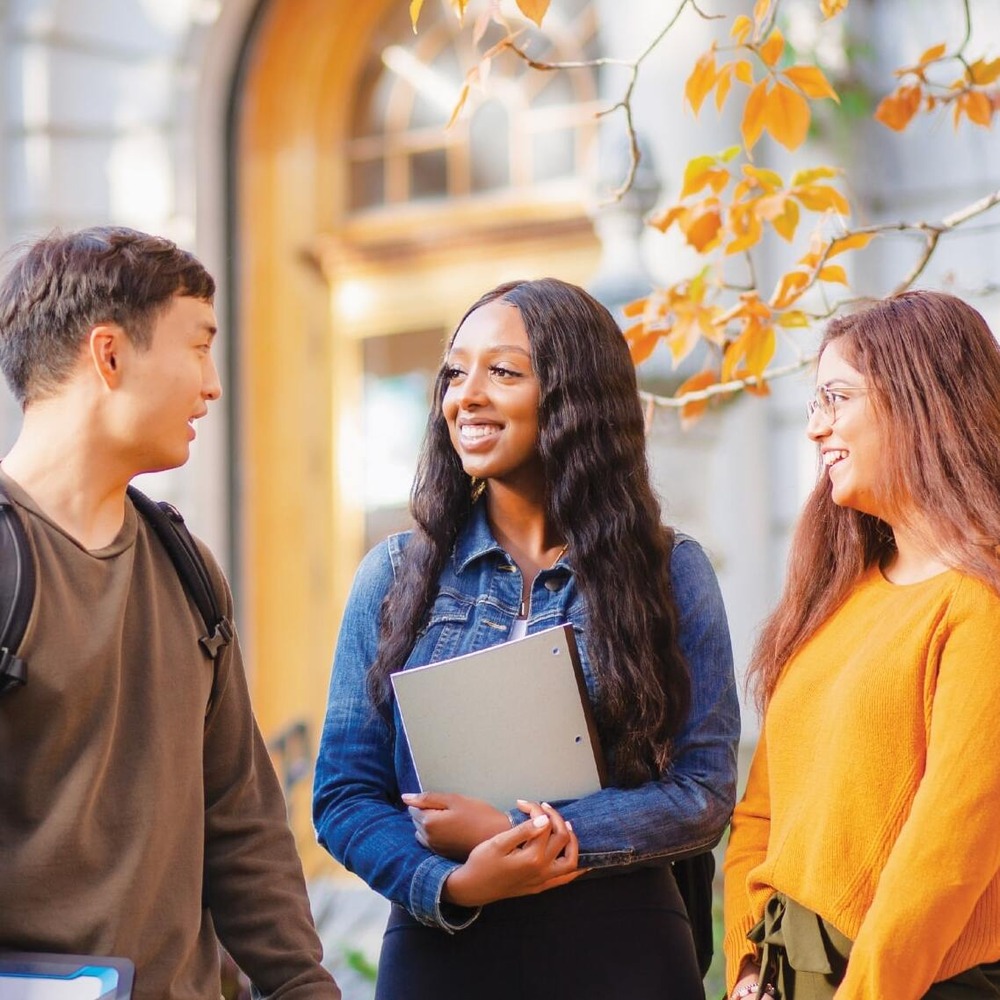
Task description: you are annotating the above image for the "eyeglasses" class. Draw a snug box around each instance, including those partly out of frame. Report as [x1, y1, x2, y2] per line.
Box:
[806, 384, 870, 423]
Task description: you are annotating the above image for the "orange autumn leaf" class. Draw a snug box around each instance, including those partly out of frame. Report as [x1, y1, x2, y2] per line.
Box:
[772, 198, 801, 241]
[741, 163, 784, 192]
[969, 57, 1000, 86]
[515, 0, 550, 27]
[731, 15, 753, 45]
[820, 0, 849, 18]
[957, 90, 993, 127]
[875, 85, 923, 130]
[795, 184, 849, 214]
[447, 81, 472, 127]
[777, 309, 810, 328]
[782, 64, 839, 102]
[730, 321, 776, 380]
[827, 232, 875, 257]
[743, 322, 777, 378]
[765, 82, 811, 150]
[742, 79, 770, 149]
[759, 28, 786, 69]
[715, 63, 734, 111]
[676, 370, 719, 427]
[622, 296, 647, 319]
[685, 47, 718, 115]
[625, 322, 663, 366]
[752, 0, 773, 29]
[754, 192, 787, 220]
[682, 201, 724, 252]
[818, 264, 848, 285]
[916, 42, 947, 69]
[666, 314, 704, 365]
[734, 60, 755, 85]
[649, 204, 687, 234]
[791, 165, 839, 186]
[409, 0, 424, 30]
[770, 270, 810, 309]
[726, 206, 763, 255]
[680, 155, 730, 197]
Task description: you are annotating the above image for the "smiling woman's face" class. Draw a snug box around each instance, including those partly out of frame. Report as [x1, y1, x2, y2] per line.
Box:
[440, 300, 543, 493]
[807, 339, 888, 519]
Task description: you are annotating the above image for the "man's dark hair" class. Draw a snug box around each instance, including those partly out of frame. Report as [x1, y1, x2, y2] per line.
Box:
[0, 226, 215, 406]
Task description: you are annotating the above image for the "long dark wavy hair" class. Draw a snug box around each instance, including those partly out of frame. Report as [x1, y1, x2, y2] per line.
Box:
[367, 278, 691, 785]
[749, 289, 1000, 709]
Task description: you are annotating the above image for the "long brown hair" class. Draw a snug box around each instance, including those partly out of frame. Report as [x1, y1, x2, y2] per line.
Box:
[368, 278, 691, 786]
[749, 290, 1000, 709]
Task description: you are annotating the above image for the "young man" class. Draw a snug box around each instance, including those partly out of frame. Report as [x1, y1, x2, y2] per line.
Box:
[0, 227, 341, 999]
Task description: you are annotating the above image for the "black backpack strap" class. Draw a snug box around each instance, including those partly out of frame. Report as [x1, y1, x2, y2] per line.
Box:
[672, 849, 716, 977]
[126, 486, 234, 661]
[0, 483, 34, 696]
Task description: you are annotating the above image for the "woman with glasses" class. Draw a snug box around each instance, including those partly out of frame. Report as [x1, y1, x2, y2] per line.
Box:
[314, 278, 740, 1000]
[723, 289, 1000, 1000]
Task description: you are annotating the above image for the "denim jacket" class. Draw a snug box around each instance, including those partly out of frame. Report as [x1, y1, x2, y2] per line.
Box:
[313, 502, 740, 931]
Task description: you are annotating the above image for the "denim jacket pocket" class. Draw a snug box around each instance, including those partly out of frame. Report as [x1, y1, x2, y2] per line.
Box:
[412, 589, 474, 664]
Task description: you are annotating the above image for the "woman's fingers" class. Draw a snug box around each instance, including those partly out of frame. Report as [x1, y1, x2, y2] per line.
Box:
[493, 812, 551, 851]
[536, 802, 572, 862]
[401, 791, 449, 810]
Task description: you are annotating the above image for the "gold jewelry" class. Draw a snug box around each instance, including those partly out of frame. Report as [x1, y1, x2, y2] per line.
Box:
[470, 477, 486, 502]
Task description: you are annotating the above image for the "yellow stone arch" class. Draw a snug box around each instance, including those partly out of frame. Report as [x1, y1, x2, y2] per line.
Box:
[234, 0, 600, 872]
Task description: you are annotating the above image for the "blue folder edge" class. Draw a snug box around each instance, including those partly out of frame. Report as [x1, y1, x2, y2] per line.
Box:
[0, 951, 134, 999]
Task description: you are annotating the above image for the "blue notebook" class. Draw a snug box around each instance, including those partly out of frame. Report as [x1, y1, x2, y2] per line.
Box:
[0, 952, 134, 999]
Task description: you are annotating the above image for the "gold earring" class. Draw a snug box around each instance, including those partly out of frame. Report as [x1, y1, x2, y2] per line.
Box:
[470, 477, 486, 502]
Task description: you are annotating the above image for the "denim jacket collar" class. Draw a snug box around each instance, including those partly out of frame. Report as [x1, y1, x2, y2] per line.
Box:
[450, 499, 509, 574]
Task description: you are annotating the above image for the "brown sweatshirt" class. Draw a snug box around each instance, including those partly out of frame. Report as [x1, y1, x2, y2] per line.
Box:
[0, 470, 340, 1000]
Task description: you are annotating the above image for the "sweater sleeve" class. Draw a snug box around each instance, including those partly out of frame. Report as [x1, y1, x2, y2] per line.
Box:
[722, 726, 771, 991]
[836, 580, 1000, 999]
[199, 554, 341, 999]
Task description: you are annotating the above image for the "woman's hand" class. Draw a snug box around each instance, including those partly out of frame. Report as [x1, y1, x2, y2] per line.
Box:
[442, 801, 585, 907]
[401, 791, 511, 861]
[730, 959, 763, 999]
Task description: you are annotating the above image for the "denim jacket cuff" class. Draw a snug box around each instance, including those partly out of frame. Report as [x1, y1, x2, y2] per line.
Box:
[410, 853, 482, 932]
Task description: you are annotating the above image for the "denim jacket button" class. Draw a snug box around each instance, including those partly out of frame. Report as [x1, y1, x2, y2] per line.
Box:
[544, 575, 565, 592]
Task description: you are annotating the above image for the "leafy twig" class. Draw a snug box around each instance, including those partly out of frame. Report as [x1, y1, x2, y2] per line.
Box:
[503, 0, 722, 201]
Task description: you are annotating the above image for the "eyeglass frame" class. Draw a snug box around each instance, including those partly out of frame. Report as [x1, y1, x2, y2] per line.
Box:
[806, 383, 871, 423]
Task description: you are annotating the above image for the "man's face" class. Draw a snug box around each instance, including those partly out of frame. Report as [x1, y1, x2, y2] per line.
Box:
[116, 295, 221, 473]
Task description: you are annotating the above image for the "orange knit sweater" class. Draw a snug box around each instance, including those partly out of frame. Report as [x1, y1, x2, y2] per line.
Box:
[724, 566, 1000, 999]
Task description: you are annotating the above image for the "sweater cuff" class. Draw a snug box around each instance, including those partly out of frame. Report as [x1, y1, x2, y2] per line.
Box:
[724, 912, 762, 991]
[409, 853, 482, 932]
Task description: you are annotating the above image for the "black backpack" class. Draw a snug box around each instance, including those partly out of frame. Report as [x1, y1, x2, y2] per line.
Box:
[0, 483, 233, 699]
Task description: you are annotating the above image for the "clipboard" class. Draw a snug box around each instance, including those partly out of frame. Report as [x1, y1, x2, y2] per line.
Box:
[391, 623, 606, 811]
[0, 952, 134, 999]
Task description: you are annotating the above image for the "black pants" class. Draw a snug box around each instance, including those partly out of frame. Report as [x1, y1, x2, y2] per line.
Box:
[375, 865, 705, 1000]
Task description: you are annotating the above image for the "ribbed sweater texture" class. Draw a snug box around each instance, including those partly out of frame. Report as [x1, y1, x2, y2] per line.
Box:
[724, 566, 1000, 998]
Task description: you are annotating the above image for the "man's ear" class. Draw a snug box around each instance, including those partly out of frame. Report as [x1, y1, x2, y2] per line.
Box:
[89, 323, 126, 388]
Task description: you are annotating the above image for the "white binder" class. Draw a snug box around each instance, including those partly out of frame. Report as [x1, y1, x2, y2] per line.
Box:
[391, 623, 606, 811]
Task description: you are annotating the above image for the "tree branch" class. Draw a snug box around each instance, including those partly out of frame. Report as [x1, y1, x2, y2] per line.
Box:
[640, 355, 814, 410]
[504, 0, 722, 201]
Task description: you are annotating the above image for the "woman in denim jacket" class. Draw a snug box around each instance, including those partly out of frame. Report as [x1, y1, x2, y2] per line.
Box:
[313, 278, 740, 999]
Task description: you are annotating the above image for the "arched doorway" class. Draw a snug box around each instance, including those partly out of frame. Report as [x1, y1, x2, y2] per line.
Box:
[232, 0, 601, 872]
